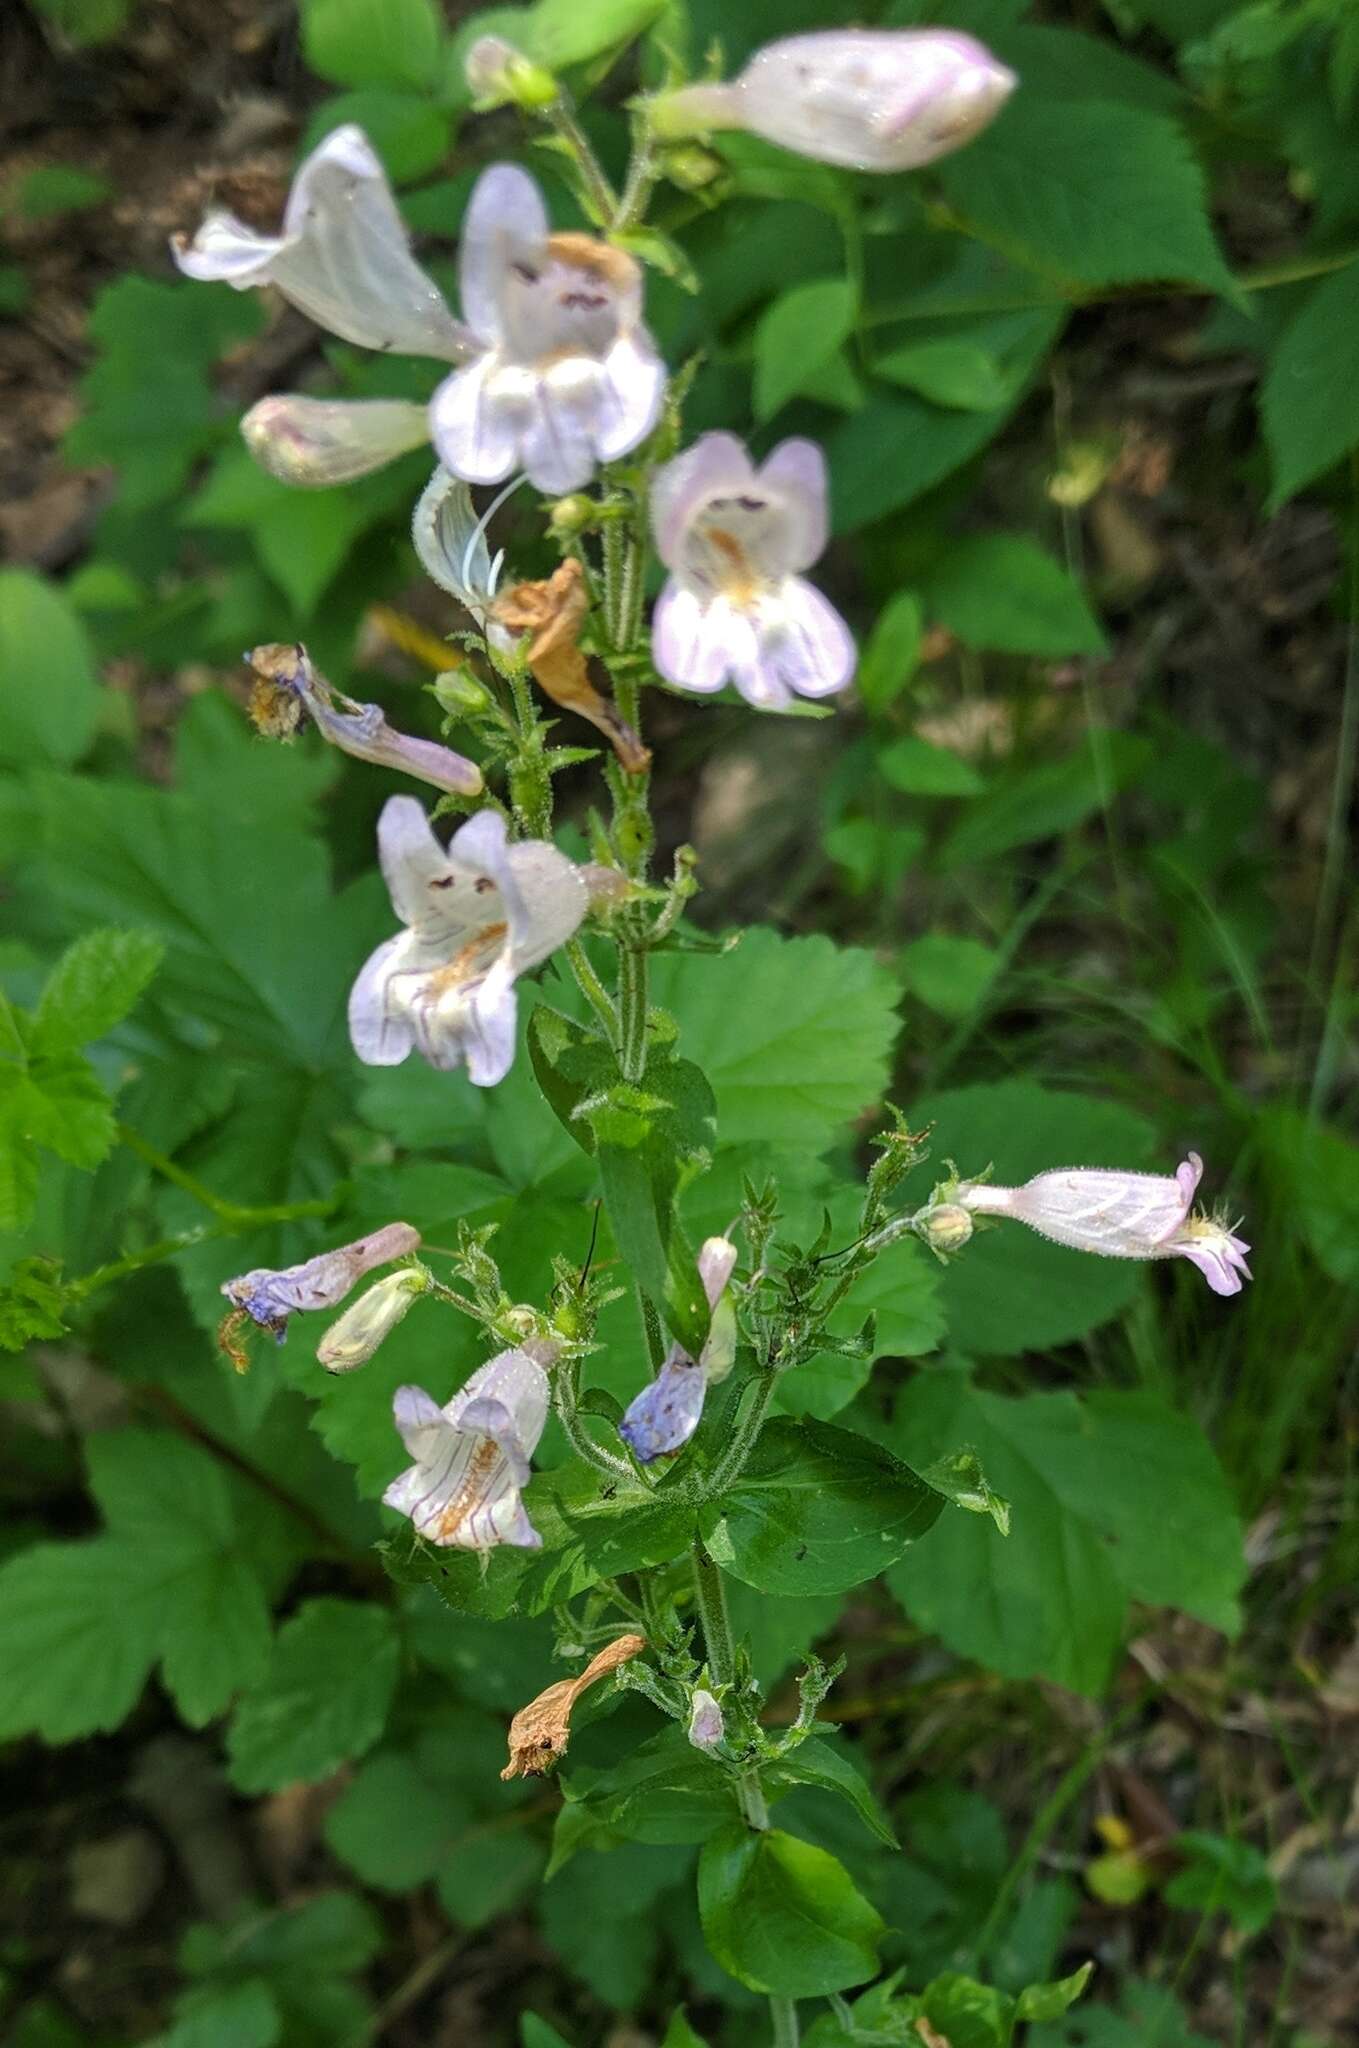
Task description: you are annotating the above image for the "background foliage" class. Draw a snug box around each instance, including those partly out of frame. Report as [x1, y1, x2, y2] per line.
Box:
[1, 0, 1356, 2044]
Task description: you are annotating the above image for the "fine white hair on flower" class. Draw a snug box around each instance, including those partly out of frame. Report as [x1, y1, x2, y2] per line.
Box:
[648, 432, 856, 711]
[383, 1345, 554, 1550]
[956, 1155, 1253, 1298]
[174, 135, 666, 499]
[429, 163, 666, 494]
[348, 797, 587, 1088]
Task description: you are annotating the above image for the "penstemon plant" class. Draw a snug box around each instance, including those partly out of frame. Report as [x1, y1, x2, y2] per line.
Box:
[147, 22, 1257, 2046]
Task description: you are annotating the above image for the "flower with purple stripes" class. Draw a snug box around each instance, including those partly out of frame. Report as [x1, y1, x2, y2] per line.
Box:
[383, 1344, 555, 1551]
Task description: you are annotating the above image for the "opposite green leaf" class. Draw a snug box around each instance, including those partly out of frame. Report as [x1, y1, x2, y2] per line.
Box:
[698, 1823, 884, 1996]
[1261, 261, 1359, 507]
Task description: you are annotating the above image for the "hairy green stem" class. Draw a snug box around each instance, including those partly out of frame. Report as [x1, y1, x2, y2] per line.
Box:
[638, 1285, 666, 1369]
[769, 1997, 800, 2048]
[554, 1349, 634, 1481]
[118, 1123, 337, 1230]
[705, 1370, 778, 1497]
[565, 937, 621, 1048]
[67, 1228, 213, 1303]
[618, 941, 649, 1083]
[544, 96, 618, 223]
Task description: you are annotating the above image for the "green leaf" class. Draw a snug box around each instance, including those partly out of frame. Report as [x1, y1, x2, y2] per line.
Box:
[753, 278, 858, 423]
[1016, 1963, 1095, 2022]
[1164, 1832, 1277, 1934]
[939, 733, 1151, 869]
[705, 1417, 944, 1597]
[1257, 1109, 1358, 1284]
[877, 734, 986, 797]
[0, 1428, 292, 1740]
[764, 1735, 898, 1848]
[0, 569, 102, 768]
[4, 1052, 115, 1171]
[301, 90, 453, 185]
[302, 0, 445, 90]
[910, 1081, 1159, 1353]
[0, 1255, 68, 1352]
[29, 0, 131, 46]
[926, 535, 1107, 657]
[10, 165, 111, 221]
[325, 1750, 463, 1890]
[1261, 261, 1359, 507]
[33, 927, 162, 1050]
[650, 929, 900, 1155]
[900, 934, 1000, 1021]
[557, 1725, 737, 1854]
[661, 2013, 710, 2048]
[522, 2017, 575, 2048]
[857, 590, 923, 712]
[874, 339, 1012, 411]
[885, 1375, 1244, 1694]
[698, 1823, 884, 1996]
[227, 1599, 400, 1791]
[156, 1978, 282, 2048]
[919, 1446, 1011, 1536]
[919, 1972, 1013, 2048]
[939, 99, 1232, 293]
[523, 0, 665, 73]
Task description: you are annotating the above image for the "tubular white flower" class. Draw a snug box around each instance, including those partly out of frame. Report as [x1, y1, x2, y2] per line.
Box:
[317, 1269, 426, 1371]
[618, 1237, 739, 1464]
[221, 1222, 420, 1340]
[172, 126, 472, 360]
[653, 30, 1016, 173]
[650, 433, 855, 710]
[246, 643, 483, 797]
[241, 395, 432, 486]
[383, 1345, 553, 1550]
[956, 1154, 1252, 1299]
[429, 163, 665, 494]
[349, 797, 588, 1087]
[687, 1687, 725, 1752]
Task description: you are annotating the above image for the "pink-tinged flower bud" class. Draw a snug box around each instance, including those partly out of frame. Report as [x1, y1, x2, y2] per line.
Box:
[242, 394, 431, 487]
[956, 1154, 1252, 1299]
[687, 1687, 725, 1752]
[317, 1268, 427, 1371]
[650, 30, 1016, 174]
[463, 34, 557, 111]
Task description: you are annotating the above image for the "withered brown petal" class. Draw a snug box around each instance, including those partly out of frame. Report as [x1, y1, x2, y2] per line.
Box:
[500, 1633, 647, 1780]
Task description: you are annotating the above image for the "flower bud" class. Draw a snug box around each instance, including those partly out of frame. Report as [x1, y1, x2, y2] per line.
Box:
[915, 1202, 974, 1256]
[661, 144, 725, 192]
[687, 1687, 725, 1752]
[432, 668, 491, 716]
[463, 34, 557, 111]
[316, 1269, 426, 1372]
[242, 395, 430, 487]
[650, 30, 1016, 174]
[547, 493, 595, 540]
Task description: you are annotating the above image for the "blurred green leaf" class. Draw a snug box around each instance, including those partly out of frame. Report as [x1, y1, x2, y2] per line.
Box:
[1257, 1109, 1358, 1284]
[874, 339, 1012, 411]
[939, 733, 1151, 868]
[302, 0, 445, 91]
[939, 99, 1233, 293]
[698, 1823, 884, 1995]
[753, 278, 858, 423]
[856, 589, 923, 712]
[886, 1374, 1244, 1694]
[926, 534, 1107, 656]
[1164, 1831, 1278, 1933]
[301, 89, 453, 184]
[0, 569, 102, 768]
[877, 734, 987, 796]
[29, 0, 129, 45]
[1261, 260, 1359, 507]
[9, 164, 111, 220]
[900, 934, 1000, 1021]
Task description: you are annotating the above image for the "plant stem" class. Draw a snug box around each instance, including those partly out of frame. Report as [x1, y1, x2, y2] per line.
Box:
[705, 1369, 778, 1498]
[565, 937, 621, 1048]
[638, 1284, 666, 1368]
[618, 940, 649, 1083]
[117, 1123, 337, 1229]
[770, 1997, 800, 2048]
[554, 1347, 634, 1481]
[544, 96, 619, 224]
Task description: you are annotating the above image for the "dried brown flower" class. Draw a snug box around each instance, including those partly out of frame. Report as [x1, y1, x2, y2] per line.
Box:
[501, 1634, 647, 1780]
[492, 558, 651, 774]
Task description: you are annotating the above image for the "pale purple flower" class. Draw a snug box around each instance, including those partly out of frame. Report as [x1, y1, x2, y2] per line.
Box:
[317, 1269, 427, 1372]
[956, 1153, 1252, 1298]
[619, 1237, 738, 1462]
[221, 1221, 420, 1340]
[383, 1343, 554, 1550]
[429, 162, 665, 494]
[349, 797, 587, 1087]
[247, 642, 483, 797]
[649, 434, 855, 710]
[687, 1687, 725, 1752]
[651, 30, 1016, 173]
[173, 131, 663, 497]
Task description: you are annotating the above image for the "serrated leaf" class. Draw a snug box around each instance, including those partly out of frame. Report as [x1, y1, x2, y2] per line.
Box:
[0, 1255, 68, 1351]
[227, 1598, 400, 1791]
[886, 1376, 1244, 1694]
[649, 929, 900, 1155]
[706, 1418, 944, 1596]
[34, 927, 163, 1050]
[939, 99, 1232, 293]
